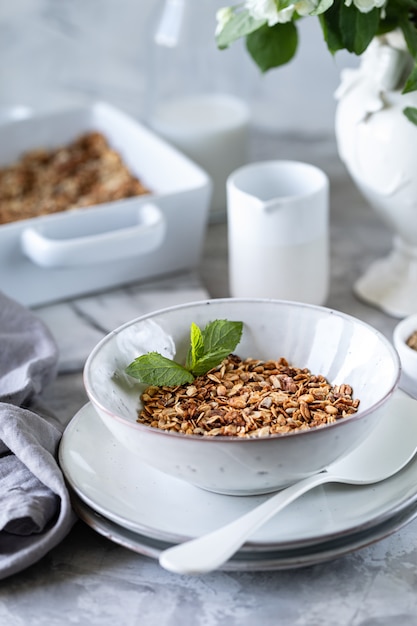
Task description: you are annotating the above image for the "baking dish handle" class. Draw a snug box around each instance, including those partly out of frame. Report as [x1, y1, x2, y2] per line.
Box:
[20, 203, 166, 268]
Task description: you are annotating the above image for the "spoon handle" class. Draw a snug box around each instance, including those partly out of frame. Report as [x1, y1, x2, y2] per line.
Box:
[159, 471, 336, 574]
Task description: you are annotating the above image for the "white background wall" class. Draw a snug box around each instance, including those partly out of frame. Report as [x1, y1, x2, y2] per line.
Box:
[0, 0, 358, 134]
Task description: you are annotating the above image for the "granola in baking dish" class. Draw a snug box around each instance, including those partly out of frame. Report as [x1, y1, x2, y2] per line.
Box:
[0, 131, 150, 224]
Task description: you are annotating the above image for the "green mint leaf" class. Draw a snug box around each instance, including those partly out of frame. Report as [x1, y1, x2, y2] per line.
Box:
[126, 319, 244, 386]
[126, 352, 194, 386]
[246, 22, 298, 72]
[186, 322, 204, 370]
[190, 320, 243, 377]
[216, 10, 265, 49]
[191, 349, 235, 377]
[201, 320, 243, 355]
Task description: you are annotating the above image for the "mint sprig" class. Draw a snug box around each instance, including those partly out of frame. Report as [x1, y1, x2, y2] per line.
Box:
[125, 319, 243, 387]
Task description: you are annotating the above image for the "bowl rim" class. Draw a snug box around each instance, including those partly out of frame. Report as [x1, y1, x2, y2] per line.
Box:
[83, 297, 401, 443]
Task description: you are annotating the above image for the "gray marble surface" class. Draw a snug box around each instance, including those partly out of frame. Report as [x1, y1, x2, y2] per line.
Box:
[1, 130, 416, 626]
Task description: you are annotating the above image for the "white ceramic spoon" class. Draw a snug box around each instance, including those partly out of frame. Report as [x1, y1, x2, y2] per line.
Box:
[159, 393, 417, 574]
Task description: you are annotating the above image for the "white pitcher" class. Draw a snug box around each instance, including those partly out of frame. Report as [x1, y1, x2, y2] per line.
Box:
[226, 160, 329, 305]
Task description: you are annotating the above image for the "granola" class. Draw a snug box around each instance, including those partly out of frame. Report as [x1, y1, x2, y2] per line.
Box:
[0, 131, 150, 224]
[137, 355, 360, 438]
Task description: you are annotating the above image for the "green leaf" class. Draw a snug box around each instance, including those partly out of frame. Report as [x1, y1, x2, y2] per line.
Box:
[246, 22, 298, 72]
[403, 106, 417, 125]
[191, 349, 236, 377]
[126, 320, 244, 386]
[320, 2, 379, 55]
[403, 64, 417, 93]
[126, 352, 194, 386]
[319, 2, 345, 53]
[344, 6, 378, 55]
[186, 322, 204, 370]
[201, 320, 243, 355]
[191, 320, 243, 377]
[216, 10, 265, 49]
[377, 0, 417, 37]
[399, 15, 417, 58]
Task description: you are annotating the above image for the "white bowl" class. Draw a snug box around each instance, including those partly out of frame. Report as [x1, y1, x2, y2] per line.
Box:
[393, 313, 417, 384]
[84, 299, 400, 496]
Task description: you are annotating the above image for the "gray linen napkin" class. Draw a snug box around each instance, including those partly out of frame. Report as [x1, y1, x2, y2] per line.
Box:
[0, 292, 76, 580]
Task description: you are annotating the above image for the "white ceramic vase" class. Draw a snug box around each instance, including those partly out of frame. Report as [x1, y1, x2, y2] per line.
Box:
[335, 31, 417, 318]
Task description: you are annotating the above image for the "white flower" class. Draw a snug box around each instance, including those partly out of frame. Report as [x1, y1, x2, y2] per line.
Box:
[245, 0, 328, 24]
[344, 0, 385, 13]
[275, 6, 296, 22]
[244, 0, 280, 24]
[297, 0, 334, 15]
[215, 7, 234, 35]
[245, 0, 291, 25]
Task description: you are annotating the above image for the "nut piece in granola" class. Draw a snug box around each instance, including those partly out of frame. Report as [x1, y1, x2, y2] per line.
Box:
[137, 355, 360, 438]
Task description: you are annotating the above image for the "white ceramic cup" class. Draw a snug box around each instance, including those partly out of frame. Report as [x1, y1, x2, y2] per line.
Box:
[227, 160, 329, 305]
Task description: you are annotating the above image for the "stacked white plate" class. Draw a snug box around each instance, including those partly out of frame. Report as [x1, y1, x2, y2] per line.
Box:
[59, 391, 417, 571]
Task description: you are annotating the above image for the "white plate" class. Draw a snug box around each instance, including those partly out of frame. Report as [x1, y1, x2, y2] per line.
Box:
[71, 492, 417, 571]
[59, 392, 417, 552]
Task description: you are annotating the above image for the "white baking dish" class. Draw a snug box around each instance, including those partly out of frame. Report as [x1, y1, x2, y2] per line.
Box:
[0, 102, 212, 306]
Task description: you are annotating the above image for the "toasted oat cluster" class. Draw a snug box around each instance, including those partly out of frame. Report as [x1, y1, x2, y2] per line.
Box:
[138, 355, 360, 438]
[0, 131, 150, 224]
